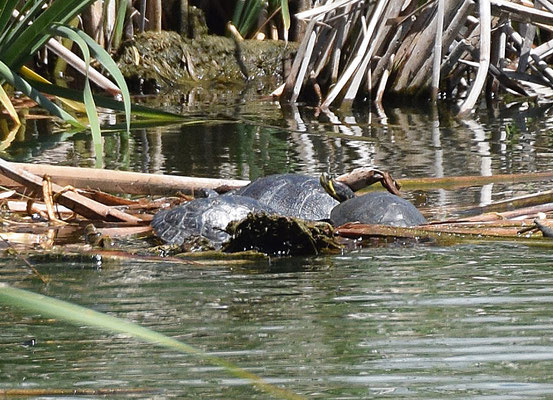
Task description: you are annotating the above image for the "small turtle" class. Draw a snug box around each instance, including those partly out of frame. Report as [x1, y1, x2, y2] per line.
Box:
[320, 173, 427, 227]
[151, 195, 273, 248]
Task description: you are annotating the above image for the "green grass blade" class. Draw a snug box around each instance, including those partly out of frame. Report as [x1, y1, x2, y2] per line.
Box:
[0, 284, 305, 400]
[51, 24, 103, 166]
[232, 0, 246, 28]
[280, 0, 290, 41]
[1, 1, 49, 55]
[0, 59, 85, 129]
[0, 0, 18, 44]
[242, 0, 264, 37]
[3, 0, 95, 69]
[74, 28, 131, 133]
[111, 0, 127, 50]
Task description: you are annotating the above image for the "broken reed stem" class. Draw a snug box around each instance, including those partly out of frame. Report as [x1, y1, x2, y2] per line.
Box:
[458, 0, 491, 116]
[431, 0, 445, 103]
[280, 0, 553, 112]
[343, 0, 389, 103]
[396, 170, 553, 190]
[321, 0, 377, 109]
[42, 176, 58, 222]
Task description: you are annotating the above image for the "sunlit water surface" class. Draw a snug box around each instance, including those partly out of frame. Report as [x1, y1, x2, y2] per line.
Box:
[2, 244, 553, 398]
[2, 98, 553, 398]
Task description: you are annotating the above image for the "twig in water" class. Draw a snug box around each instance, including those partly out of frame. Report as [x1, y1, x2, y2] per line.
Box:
[0, 234, 49, 284]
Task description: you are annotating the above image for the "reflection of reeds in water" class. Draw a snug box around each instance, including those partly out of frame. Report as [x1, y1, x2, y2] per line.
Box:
[281, 0, 553, 114]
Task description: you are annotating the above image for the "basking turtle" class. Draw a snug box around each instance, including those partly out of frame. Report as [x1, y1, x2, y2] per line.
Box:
[320, 173, 427, 227]
[234, 173, 354, 220]
[151, 195, 273, 248]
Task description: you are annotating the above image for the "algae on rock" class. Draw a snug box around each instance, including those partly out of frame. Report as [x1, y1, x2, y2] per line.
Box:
[116, 31, 297, 94]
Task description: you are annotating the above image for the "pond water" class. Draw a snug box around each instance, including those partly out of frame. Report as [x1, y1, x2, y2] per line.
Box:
[2, 96, 553, 398]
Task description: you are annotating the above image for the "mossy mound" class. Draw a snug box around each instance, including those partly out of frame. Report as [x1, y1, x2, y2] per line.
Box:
[223, 213, 342, 256]
[116, 31, 297, 94]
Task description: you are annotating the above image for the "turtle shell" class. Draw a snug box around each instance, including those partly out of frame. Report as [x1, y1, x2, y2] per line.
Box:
[236, 174, 352, 220]
[330, 192, 426, 227]
[151, 195, 273, 247]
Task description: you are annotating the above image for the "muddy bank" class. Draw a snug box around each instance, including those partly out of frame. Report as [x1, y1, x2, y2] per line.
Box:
[116, 31, 297, 95]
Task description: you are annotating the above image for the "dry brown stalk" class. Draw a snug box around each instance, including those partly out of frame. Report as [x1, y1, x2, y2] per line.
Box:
[41, 175, 60, 223]
[0, 158, 142, 223]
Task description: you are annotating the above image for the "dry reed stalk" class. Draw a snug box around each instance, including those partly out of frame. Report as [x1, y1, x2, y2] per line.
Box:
[45, 39, 121, 95]
[282, 19, 317, 102]
[341, 0, 390, 104]
[295, 0, 360, 20]
[458, 0, 491, 116]
[371, 15, 414, 90]
[516, 23, 536, 73]
[491, 0, 553, 25]
[147, 0, 162, 32]
[389, 2, 438, 92]
[506, 25, 553, 86]
[431, 0, 445, 102]
[279, 0, 553, 112]
[319, 1, 379, 109]
[375, 54, 392, 106]
[329, 4, 354, 84]
[291, 29, 318, 102]
[409, 0, 474, 95]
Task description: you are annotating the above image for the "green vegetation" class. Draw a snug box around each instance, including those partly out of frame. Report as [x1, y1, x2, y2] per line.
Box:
[0, 283, 304, 400]
[0, 0, 130, 165]
[233, 0, 290, 39]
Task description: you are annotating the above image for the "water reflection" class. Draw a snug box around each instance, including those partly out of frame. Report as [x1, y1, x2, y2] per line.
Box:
[2, 100, 553, 219]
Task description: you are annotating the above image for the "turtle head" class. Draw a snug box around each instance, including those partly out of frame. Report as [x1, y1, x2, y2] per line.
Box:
[320, 172, 355, 202]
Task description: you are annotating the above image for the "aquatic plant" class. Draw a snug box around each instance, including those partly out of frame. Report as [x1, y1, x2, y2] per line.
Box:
[0, 283, 304, 400]
[0, 0, 131, 164]
[232, 0, 290, 40]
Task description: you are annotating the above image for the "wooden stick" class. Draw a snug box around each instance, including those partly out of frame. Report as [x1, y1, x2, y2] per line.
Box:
[3, 162, 553, 197]
[334, 223, 543, 243]
[491, 0, 553, 26]
[396, 170, 553, 190]
[0, 162, 249, 195]
[0, 159, 142, 223]
[46, 39, 120, 95]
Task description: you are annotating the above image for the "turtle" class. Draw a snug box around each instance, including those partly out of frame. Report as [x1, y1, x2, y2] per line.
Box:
[151, 195, 274, 248]
[234, 173, 354, 220]
[320, 172, 427, 227]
